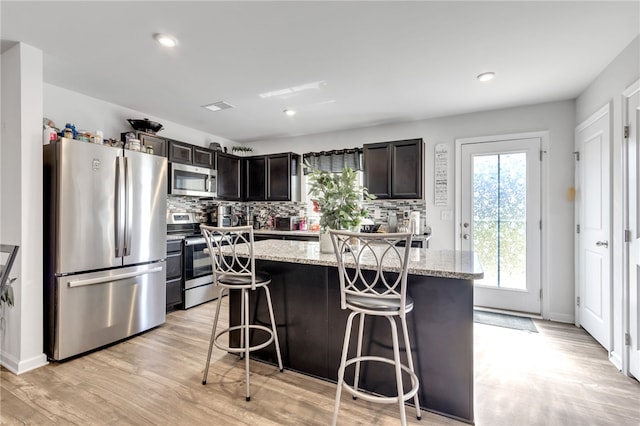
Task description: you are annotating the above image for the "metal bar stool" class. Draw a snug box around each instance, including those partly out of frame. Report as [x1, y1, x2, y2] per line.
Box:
[329, 230, 421, 426]
[200, 225, 283, 401]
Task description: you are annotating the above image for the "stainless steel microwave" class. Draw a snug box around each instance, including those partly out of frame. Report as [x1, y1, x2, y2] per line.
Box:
[168, 163, 217, 198]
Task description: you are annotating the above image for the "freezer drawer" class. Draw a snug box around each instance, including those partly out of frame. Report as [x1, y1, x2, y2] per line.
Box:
[50, 262, 166, 360]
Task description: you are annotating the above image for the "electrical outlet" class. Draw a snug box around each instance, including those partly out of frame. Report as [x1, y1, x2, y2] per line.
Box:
[374, 208, 381, 219]
[440, 210, 453, 221]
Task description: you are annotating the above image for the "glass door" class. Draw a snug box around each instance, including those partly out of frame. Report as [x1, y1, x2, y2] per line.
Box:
[459, 137, 542, 314]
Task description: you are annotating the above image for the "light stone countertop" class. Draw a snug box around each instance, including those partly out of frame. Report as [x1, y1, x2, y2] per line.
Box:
[254, 229, 320, 237]
[225, 239, 483, 280]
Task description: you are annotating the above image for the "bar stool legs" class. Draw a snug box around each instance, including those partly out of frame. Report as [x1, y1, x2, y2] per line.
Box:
[332, 312, 421, 426]
[202, 285, 283, 402]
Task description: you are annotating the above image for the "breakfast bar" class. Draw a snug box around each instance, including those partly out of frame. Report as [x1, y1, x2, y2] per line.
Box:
[226, 239, 483, 424]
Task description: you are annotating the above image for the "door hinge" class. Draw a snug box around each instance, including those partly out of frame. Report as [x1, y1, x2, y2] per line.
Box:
[576, 296, 580, 307]
[624, 125, 630, 139]
[576, 224, 580, 234]
[539, 220, 542, 230]
[573, 151, 580, 162]
[625, 332, 631, 346]
[539, 289, 542, 299]
[624, 229, 631, 242]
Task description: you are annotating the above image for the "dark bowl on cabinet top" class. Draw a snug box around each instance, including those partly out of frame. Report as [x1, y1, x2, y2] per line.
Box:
[127, 118, 163, 134]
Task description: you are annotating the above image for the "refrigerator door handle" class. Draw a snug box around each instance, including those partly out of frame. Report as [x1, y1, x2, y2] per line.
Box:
[66, 265, 164, 288]
[115, 156, 126, 258]
[124, 156, 133, 256]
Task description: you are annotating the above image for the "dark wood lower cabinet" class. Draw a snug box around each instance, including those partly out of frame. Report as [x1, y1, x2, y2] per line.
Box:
[229, 260, 474, 423]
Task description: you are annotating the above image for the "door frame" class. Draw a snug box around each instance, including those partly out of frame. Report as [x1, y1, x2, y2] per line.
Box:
[574, 103, 612, 349]
[455, 131, 550, 318]
[623, 79, 640, 378]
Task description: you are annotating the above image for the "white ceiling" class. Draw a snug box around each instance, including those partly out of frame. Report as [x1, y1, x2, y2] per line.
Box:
[2, 1, 639, 143]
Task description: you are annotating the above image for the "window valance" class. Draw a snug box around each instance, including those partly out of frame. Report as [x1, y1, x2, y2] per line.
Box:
[302, 148, 363, 174]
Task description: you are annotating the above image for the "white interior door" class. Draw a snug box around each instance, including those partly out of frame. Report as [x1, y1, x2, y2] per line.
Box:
[459, 137, 541, 314]
[575, 106, 611, 351]
[625, 81, 640, 380]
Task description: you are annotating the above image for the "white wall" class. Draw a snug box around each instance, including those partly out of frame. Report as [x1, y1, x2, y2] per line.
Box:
[0, 43, 48, 373]
[250, 100, 577, 322]
[576, 36, 640, 369]
[44, 84, 238, 149]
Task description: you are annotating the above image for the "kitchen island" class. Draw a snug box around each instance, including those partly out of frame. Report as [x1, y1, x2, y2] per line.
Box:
[225, 239, 482, 424]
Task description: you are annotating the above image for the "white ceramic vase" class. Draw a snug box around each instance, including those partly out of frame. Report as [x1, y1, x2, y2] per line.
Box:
[319, 232, 334, 254]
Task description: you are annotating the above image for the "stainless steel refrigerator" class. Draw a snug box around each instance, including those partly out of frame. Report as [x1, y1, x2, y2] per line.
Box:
[43, 137, 167, 360]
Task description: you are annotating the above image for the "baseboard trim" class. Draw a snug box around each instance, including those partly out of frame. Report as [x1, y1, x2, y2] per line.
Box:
[1, 352, 48, 375]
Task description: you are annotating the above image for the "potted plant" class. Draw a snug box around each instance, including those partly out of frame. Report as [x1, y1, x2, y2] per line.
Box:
[306, 163, 374, 252]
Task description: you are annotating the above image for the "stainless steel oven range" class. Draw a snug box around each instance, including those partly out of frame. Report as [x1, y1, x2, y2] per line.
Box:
[167, 212, 222, 309]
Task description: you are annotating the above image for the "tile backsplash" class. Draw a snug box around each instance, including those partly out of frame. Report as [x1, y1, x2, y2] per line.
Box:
[167, 195, 427, 233]
[167, 196, 304, 227]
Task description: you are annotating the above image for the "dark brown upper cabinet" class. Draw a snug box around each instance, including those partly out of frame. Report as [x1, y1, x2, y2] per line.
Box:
[168, 140, 215, 168]
[216, 152, 241, 201]
[244, 153, 299, 201]
[363, 138, 423, 199]
[244, 156, 267, 201]
[167, 140, 193, 164]
[193, 146, 215, 168]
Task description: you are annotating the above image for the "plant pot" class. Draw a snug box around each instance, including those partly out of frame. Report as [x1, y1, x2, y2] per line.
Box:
[319, 232, 334, 254]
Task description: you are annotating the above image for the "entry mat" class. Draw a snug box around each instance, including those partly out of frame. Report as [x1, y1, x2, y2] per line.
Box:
[473, 310, 538, 333]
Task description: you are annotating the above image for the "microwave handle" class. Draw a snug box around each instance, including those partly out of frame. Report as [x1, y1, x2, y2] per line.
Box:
[208, 174, 216, 194]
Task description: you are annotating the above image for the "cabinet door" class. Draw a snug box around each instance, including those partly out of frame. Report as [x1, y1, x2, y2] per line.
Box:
[245, 156, 267, 201]
[267, 153, 291, 201]
[138, 132, 166, 157]
[193, 146, 215, 168]
[168, 140, 193, 164]
[391, 139, 422, 198]
[363, 143, 391, 198]
[216, 152, 241, 201]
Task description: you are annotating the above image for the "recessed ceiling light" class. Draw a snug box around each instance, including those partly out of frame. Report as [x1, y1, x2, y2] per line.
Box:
[154, 33, 178, 48]
[284, 109, 297, 116]
[477, 72, 495, 82]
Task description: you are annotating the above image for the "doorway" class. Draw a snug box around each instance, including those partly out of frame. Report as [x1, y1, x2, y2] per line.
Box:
[457, 135, 542, 314]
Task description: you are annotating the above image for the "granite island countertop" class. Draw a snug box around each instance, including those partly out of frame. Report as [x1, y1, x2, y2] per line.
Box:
[225, 239, 483, 280]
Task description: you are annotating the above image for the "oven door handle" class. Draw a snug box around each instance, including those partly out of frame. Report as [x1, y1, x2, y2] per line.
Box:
[185, 237, 206, 246]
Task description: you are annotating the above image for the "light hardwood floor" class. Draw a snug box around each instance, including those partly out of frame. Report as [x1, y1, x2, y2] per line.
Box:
[1, 299, 639, 425]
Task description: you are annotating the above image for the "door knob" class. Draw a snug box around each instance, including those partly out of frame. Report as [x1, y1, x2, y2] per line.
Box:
[463, 222, 470, 228]
[595, 240, 609, 248]
[463, 234, 470, 240]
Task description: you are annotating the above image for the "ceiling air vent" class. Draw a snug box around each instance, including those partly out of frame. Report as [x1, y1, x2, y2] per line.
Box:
[202, 101, 234, 112]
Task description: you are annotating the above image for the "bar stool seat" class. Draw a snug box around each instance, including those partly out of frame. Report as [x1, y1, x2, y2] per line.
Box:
[329, 230, 421, 426]
[200, 225, 283, 402]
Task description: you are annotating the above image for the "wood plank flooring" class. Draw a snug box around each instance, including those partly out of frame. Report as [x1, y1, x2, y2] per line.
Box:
[1, 298, 639, 425]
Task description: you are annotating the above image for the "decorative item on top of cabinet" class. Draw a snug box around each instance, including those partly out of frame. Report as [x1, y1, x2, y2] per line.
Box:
[231, 146, 254, 156]
[216, 151, 241, 201]
[363, 138, 423, 199]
